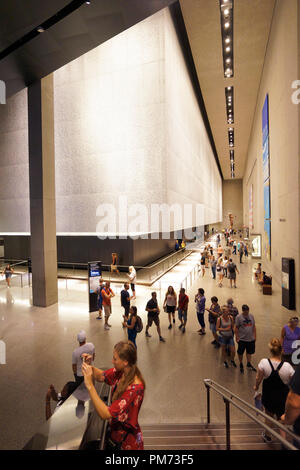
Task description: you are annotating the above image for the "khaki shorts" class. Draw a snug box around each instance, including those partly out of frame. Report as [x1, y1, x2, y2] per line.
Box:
[104, 304, 111, 317]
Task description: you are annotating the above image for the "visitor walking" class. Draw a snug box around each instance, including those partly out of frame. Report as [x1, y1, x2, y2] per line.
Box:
[227, 258, 239, 288]
[123, 306, 138, 348]
[145, 292, 165, 342]
[280, 317, 300, 366]
[102, 281, 115, 330]
[216, 306, 237, 368]
[195, 288, 206, 335]
[178, 287, 189, 334]
[235, 305, 256, 373]
[206, 296, 221, 347]
[254, 338, 294, 443]
[163, 286, 177, 330]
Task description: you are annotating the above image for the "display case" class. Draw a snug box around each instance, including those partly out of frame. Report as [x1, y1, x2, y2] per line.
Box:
[250, 234, 262, 259]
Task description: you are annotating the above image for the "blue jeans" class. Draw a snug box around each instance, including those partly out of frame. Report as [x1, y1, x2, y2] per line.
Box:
[197, 311, 205, 329]
[211, 267, 216, 279]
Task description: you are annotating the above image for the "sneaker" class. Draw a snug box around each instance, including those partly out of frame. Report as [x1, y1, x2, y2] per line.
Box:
[182, 327, 186, 333]
[240, 363, 244, 373]
[247, 363, 257, 372]
[211, 340, 217, 345]
[104, 325, 110, 330]
[159, 336, 166, 342]
[168, 324, 172, 330]
[179, 324, 183, 330]
[231, 360, 237, 368]
[96, 316, 102, 320]
[224, 361, 229, 368]
[145, 332, 151, 338]
[262, 432, 272, 443]
[197, 329, 202, 333]
[107, 323, 112, 327]
[199, 330, 206, 335]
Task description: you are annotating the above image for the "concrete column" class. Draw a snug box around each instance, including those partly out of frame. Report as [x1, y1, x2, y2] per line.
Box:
[28, 75, 58, 307]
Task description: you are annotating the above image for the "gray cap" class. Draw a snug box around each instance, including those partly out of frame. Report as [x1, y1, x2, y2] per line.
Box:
[77, 330, 86, 343]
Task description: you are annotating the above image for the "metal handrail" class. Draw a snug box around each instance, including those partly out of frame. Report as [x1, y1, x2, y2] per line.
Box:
[99, 387, 112, 450]
[204, 378, 300, 451]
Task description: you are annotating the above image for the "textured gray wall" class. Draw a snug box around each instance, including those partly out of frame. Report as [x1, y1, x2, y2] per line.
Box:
[53, 8, 222, 235]
[0, 89, 30, 232]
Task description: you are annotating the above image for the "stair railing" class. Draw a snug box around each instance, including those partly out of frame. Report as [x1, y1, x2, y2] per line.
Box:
[99, 386, 112, 450]
[204, 378, 300, 451]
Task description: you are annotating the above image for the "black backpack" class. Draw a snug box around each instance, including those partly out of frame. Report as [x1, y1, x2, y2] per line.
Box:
[135, 316, 143, 333]
[228, 263, 235, 274]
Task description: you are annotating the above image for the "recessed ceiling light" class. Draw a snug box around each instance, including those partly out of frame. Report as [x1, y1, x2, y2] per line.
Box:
[226, 46, 230, 52]
[225, 38, 230, 44]
[226, 58, 231, 63]
[224, 22, 230, 28]
[37, 26, 45, 33]
[224, 9, 229, 15]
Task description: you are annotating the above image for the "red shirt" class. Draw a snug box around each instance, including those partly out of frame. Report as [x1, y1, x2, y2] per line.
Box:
[102, 287, 113, 306]
[179, 293, 189, 311]
[104, 368, 144, 450]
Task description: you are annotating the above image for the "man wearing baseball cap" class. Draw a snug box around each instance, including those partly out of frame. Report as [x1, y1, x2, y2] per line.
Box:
[72, 331, 95, 385]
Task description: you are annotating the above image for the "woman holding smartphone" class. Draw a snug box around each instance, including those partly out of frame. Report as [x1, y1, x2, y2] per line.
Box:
[82, 341, 145, 450]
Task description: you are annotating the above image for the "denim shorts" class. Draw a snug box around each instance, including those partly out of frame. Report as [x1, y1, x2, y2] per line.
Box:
[209, 322, 217, 334]
[219, 335, 234, 347]
[178, 308, 187, 322]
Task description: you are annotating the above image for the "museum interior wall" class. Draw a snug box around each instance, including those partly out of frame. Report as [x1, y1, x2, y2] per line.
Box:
[242, 0, 300, 312]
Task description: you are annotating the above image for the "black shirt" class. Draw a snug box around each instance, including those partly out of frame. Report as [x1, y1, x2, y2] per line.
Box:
[290, 366, 300, 435]
[121, 290, 130, 307]
[146, 299, 159, 316]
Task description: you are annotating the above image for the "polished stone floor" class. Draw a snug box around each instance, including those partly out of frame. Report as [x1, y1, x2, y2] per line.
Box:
[0, 238, 295, 449]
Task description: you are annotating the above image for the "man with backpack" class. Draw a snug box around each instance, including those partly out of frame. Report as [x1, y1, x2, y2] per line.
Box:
[227, 258, 239, 288]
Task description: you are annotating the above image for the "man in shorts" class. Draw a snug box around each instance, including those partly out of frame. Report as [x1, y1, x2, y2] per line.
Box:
[235, 304, 256, 373]
[145, 292, 165, 342]
[206, 296, 221, 347]
[178, 287, 189, 334]
[101, 281, 115, 330]
[120, 283, 131, 325]
[227, 258, 239, 288]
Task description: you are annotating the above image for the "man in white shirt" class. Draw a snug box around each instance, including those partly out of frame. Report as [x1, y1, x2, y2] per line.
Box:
[72, 331, 95, 385]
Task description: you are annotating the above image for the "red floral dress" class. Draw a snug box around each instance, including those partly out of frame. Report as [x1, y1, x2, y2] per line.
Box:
[104, 368, 144, 450]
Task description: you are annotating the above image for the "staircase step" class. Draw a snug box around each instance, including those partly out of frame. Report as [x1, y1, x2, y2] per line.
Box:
[144, 442, 282, 451]
[144, 434, 279, 446]
[142, 422, 264, 431]
[143, 428, 265, 437]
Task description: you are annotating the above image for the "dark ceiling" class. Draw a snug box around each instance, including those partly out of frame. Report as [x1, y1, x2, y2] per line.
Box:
[0, 0, 176, 98]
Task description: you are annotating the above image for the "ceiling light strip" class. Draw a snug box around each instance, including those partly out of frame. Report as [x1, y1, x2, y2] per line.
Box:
[219, 0, 234, 78]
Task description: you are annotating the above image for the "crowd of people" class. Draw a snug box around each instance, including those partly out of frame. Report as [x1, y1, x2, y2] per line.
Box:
[44, 230, 300, 450]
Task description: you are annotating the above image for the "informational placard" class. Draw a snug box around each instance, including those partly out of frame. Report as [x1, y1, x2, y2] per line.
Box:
[88, 261, 102, 313]
[282, 258, 295, 310]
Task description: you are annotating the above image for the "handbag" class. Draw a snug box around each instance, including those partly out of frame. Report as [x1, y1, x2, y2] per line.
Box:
[105, 428, 132, 451]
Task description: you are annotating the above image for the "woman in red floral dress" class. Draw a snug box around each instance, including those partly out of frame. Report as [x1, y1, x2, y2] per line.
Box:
[82, 341, 145, 450]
